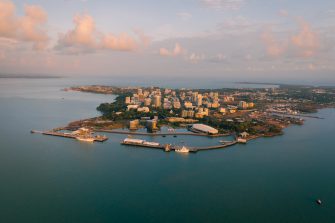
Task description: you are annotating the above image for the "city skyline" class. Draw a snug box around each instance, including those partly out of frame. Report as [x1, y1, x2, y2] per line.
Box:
[0, 0, 335, 83]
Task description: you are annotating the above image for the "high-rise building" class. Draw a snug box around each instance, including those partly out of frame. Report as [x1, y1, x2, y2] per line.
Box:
[144, 98, 151, 106]
[125, 96, 131, 104]
[153, 95, 161, 108]
[163, 101, 171, 109]
[181, 110, 188, 118]
[204, 108, 209, 116]
[173, 101, 181, 109]
[187, 110, 195, 118]
[238, 101, 248, 109]
[192, 92, 198, 102]
[197, 94, 203, 106]
[184, 101, 193, 109]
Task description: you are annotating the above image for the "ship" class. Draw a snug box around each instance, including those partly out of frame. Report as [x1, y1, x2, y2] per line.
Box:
[122, 138, 160, 147]
[175, 146, 189, 153]
[75, 136, 95, 142]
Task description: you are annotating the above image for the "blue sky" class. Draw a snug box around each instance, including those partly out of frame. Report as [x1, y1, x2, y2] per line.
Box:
[1, 0, 335, 83]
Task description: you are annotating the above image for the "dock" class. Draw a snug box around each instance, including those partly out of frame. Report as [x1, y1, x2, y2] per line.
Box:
[271, 112, 324, 119]
[120, 139, 237, 152]
[31, 130, 108, 142]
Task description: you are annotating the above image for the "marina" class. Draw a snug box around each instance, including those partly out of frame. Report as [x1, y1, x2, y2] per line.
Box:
[32, 128, 239, 151]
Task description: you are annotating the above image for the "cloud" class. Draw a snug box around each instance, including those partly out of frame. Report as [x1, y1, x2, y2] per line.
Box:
[159, 43, 185, 56]
[201, 0, 245, 10]
[261, 28, 286, 57]
[0, 0, 49, 50]
[188, 52, 205, 63]
[278, 9, 289, 17]
[59, 14, 96, 48]
[0, 50, 5, 60]
[56, 13, 148, 54]
[20, 5, 49, 50]
[261, 18, 319, 58]
[0, 0, 16, 38]
[208, 53, 227, 63]
[177, 12, 192, 21]
[133, 28, 152, 47]
[291, 18, 319, 57]
[101, 33, 137, 51]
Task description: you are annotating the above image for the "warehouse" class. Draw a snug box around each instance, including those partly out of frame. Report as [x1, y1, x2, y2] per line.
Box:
[190, 124, 218, 135]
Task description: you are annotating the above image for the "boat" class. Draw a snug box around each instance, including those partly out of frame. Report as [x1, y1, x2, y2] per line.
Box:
[175, 146, 189, 153]
[316, 199, 322, 205]
[75, 136, 95, 142]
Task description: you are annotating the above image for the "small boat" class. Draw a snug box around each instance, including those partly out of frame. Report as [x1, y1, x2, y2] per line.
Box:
[316, 199, 322, 205]
[173, 135, 177, 138]
[175, 146, 189, 153]
[162, 135, 166, 137]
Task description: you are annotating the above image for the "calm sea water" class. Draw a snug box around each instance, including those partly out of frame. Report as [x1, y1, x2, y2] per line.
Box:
[0, 78, 335, 223]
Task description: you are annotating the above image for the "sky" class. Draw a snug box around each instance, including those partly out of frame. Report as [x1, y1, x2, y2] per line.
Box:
[0, 0, 334, 83]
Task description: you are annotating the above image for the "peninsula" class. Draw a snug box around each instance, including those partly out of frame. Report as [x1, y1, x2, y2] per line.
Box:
[34, 84, 335, 151]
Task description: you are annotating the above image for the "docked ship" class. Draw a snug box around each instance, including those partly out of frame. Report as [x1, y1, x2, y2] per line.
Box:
[122, 138, 160, 147]
[175, 146, 189, 153]
[75, 136, 95, 142]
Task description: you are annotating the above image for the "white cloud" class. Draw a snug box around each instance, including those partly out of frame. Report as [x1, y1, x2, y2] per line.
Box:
[177, 12, 192, 21]
[0, 0, 49, 50]
[291, 18, 319, 57]
[201, 0, 245, 10]
[261, 28, 287, 57]
[56, 14, 149, 54]
[188, 52, 205, 63]
[159, 43, 185, 57]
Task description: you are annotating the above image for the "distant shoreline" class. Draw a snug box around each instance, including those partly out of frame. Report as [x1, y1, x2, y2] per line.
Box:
[236, 81, 335, 88]
[0, 75, 62, 79]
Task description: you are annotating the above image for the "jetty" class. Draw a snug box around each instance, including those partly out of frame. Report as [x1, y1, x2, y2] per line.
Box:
[31, 130, 108, 142]
[271, 112, 324, 119]
[120, 137, 237, 153]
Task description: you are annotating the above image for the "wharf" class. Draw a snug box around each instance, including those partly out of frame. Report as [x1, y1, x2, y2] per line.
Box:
[189, 141, 237, 152]
[120, 140, 237, 152]
[31, 130, 108, 142]
[271, 112, 324, 119]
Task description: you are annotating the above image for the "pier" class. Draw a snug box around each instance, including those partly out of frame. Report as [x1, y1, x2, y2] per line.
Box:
[121, 139, 237, 152]
[271, 112, 324, 119]
[31, 130, 108, 142]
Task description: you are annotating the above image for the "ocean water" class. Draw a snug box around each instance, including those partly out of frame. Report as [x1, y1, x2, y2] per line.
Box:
[0, 78, 335, 223]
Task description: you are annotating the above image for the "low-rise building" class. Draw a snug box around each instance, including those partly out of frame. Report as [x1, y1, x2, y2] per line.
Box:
[137, 107, 150, 113]
[190, 124, 218, 135]
[127, 104, 139, 111]
[129, 119, 140, 130]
